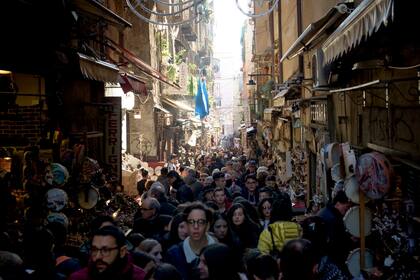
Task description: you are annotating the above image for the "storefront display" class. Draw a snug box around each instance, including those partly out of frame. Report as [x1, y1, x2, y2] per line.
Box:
[316, 143, 420, 279]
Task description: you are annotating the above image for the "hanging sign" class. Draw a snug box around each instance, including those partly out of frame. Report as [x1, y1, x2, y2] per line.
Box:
[105, 97, 122, 182]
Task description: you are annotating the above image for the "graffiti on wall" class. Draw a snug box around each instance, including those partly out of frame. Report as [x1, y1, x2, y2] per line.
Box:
[368, 107, 419, 152]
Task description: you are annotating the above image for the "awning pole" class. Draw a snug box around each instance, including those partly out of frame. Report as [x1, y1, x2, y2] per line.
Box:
[359, 190, 366, 272]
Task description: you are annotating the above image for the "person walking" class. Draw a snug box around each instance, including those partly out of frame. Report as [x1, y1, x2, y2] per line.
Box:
[69, 226, 146, 280]
[257, 194, 301, 258]
[165, 202, 216, 280]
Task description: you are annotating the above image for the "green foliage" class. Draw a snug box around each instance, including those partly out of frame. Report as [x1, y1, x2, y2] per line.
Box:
[167, 64, 177, 83]
[188, 76, 195, 96]
[188, 63, 197, 74]
[159, 33, 170, 58]
[175, 49, 186, 65]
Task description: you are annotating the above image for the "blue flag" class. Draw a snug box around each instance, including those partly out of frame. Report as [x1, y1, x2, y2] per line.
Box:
[195, 78, 210, 119]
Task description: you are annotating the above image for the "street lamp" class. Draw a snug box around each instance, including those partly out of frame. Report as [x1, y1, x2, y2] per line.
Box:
[246, 73, 274, 120]
[246, 73, 273, 86]
[246, 79, 257, 86]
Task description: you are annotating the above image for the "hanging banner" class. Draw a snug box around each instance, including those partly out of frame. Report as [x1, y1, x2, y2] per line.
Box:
[105, 97, 122, 183]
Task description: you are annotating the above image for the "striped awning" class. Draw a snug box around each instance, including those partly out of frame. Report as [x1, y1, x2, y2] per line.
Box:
[78, 53, 119, 83]
[162, 97, 194, 112]
[280, 3, 351, 62]
[322, 0, 394, 64]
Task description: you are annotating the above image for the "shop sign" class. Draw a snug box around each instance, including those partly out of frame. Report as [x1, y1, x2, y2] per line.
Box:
[310, 100, 327, 125]
[105, 97, 122, 182]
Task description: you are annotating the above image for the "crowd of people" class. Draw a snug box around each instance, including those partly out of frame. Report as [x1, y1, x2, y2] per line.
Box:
[0, 151, 357, 280]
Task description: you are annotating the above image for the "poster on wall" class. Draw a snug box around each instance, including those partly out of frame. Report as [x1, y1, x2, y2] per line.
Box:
[105, 97, 122, 183]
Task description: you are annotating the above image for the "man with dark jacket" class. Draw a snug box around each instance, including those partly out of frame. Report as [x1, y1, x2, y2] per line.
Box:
[317, 190, 352, 268]
[167, 170, 193, 203]
[183, 168, 203, 200]
[136, 168, 148, 196]
[69, 226, 145, 280]
[133, 197, 166, 241]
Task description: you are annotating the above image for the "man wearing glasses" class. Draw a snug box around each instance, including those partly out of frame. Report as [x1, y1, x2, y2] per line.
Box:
[69, 226, 145, 280]
[243, 175, 259, 206]
[133, 197, 165, 241]
[165, 202, 216, 280]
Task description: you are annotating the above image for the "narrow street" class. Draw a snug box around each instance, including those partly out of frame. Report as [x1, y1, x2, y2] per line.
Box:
[0, 0, 419, 279]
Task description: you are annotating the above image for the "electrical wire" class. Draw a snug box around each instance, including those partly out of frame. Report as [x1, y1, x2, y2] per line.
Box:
[136, 0, 199, 17]
[126, 0, 202, 26]
[235, 0, 279, 18]
[135, 90, 151, 105]
[388, 63, 420, 70]
[151, 0, 196, 7]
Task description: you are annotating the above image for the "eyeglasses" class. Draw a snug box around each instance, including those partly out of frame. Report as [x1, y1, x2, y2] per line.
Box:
[187, 219, 207, 226]
[90, 246, 119, 256]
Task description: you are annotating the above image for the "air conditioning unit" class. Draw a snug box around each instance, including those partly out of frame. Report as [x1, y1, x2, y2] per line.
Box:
[312, 49, 331, 89]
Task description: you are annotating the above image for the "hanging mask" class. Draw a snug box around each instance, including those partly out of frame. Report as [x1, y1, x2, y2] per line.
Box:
[45, 188, 68, 212]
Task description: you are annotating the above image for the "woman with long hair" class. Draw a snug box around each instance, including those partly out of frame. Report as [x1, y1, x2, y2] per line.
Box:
[227, 203, 261, 252]
[210, 212, 240, 251]
[162, 213, 189, 251]
[258, 198, 273, 230]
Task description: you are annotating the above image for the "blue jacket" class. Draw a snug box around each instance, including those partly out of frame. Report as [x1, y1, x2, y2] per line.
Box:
[165, 242, 199, 280]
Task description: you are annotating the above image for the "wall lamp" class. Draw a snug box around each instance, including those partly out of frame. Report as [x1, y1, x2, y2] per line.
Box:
[246, 73, 273, 86]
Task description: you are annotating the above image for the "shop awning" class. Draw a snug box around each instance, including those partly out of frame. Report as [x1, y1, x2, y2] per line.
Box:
[264, 108, 281, 121]
[106, 38, 181, 90]
[119, 73, 147, 95]
[162, 97, 194, 112]
[280, 3, 351, 62]
[73, 0, 132, 28]
[154, 103, 171, 115]
[78, 53, 119, 83]
[272, 88, 296, 107]
[322, 0, 394, 64]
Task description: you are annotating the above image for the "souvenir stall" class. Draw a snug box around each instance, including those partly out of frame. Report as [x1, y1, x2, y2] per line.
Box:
[0, 143, 142, 255]
[321, 142, 420, 279]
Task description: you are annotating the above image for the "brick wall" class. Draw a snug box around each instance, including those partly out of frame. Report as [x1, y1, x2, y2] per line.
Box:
[0, 105, 43, 145]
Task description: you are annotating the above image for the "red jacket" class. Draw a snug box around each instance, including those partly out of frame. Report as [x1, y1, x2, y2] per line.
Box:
[68, 258, 145, 280]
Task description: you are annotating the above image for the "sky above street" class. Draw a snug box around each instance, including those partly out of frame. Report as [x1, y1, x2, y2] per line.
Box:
[213, 0, 247, 77]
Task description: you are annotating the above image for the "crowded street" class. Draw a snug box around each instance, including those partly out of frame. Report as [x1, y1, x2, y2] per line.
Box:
[1, 0, 420, 279]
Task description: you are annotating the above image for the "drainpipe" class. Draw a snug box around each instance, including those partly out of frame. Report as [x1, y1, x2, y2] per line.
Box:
[269, 1, 275, 108]
[278, 1, 283, 84]
[296, 0, 303, 74]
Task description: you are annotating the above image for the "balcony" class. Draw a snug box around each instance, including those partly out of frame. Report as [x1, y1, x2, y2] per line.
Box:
[180, 23, 197, 42]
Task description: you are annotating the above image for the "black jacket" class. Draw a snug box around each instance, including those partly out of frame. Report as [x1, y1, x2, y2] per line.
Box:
[172, 178, 193, 203]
